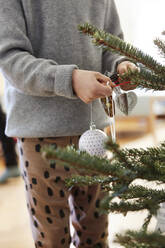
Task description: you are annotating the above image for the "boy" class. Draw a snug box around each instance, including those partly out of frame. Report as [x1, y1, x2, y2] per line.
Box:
[0, 0, 137, 247]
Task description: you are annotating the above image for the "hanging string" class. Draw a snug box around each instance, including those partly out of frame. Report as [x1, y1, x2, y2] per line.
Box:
[111, 92, 116, 142]
[90, 101, 96, 130]
[106, 82, 116, 143]
[90, 86, 116, 141]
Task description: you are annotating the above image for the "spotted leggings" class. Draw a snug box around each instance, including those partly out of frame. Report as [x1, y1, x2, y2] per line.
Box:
[17, 137, 109, 248]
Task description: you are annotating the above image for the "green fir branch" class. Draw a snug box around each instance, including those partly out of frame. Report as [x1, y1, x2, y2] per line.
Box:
[78, 23, 165, 76]
[114, 230, 165, 248]
[120, 185, 165, 202]
[106, 140, 165, 182]
[105, 140, 157, 181]
[105, 139, 133, 169]
[154, 38, 165, 57]
[103, 198, 159, 215]
[124, 143, 165, 159]
[42, 145, 135, 181]
[64, 175, 114, 188]
[119, 68, 165, 90]
[123, 143, 165, 173]
[142, 214, 152, 232]
[99, 185, 129, 214]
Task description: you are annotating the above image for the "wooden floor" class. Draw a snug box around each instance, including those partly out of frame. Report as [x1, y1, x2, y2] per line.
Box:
[0, 158, 34, 248]
[0, 122, 165, 248]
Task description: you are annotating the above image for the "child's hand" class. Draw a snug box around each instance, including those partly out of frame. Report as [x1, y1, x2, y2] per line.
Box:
[72, 69, 113, 103]
[117, 61, 139, 91]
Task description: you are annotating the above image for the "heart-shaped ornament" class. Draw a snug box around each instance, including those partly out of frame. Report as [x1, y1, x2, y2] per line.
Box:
[115, 91, 137, 115]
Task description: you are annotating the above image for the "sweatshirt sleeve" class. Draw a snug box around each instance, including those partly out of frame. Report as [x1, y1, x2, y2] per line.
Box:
[0, 0, 78, 98]
[102, 0, 126, 74]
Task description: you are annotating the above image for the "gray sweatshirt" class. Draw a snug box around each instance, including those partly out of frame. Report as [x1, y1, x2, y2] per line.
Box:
[0, 0, 124, 138]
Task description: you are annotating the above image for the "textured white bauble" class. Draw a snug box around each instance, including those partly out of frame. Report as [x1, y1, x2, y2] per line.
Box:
[79, 128, 108, 157]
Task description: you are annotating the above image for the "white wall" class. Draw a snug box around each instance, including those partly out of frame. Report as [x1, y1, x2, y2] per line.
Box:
[115, 0, 165, 62]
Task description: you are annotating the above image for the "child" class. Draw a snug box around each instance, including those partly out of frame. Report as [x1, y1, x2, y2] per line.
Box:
[0, 103, 19, 183]
[0, 0, 137, 247]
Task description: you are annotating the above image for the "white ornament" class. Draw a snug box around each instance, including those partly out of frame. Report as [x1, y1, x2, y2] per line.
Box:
[79, 125, 108, 157]
[115, 91, 137, 115]
[105, 71, 138, 115]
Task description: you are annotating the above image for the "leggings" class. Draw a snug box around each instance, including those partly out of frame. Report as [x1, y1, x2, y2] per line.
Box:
[0, 104, 17, 167]
[17, 137, 109, 248]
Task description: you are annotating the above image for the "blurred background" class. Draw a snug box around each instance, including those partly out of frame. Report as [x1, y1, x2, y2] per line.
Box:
[0, 0, 165, 247]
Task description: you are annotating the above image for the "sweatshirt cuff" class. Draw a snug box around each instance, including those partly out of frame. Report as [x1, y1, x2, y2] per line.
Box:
[114, 56, 136, 73]
[112, 56, 127, 73]
[54, 65, 79, 99]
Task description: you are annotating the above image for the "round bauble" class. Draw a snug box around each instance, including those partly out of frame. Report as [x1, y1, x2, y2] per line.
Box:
[79, 128, 108, 157]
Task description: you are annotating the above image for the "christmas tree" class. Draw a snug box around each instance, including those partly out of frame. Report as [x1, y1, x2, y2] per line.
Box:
[42, 23, 165, 248]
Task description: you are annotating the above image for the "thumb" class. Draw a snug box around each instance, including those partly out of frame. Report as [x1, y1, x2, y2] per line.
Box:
[118, 65, 127, 74]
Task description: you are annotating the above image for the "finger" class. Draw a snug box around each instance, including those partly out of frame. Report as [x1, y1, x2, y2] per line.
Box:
[97, 83, 112, 97]
[101, 80, 115, 88]
[127, 64, 137, 71]
[126, 62, 140, 73]
[95, 72, 111, 83]
[106, 80, 116, 88]
[118, 65, 127, 74]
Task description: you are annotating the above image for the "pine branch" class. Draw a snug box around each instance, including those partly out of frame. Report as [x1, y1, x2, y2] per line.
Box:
[106, 140, 165, 182]
[101, 184, 165, 219]
[120, 185, 165, 202]
[105, 199, 159, 215]
[64, 175, 114, 188]
[78, 23, 165, 76]
[42, 145, 135, 181]
[105, 140, 133, 170]
[142, 214, 152, 232]
[124, 143, 165, 158]
[114, 230, 165, 248]
[105, 140, 156, 181]
[99, 185, 129, 214]
[119, 68, 165, 90]
[123, 143, 165, 174]
[154, 38, 165, 58]
[99, 184, 164, 229]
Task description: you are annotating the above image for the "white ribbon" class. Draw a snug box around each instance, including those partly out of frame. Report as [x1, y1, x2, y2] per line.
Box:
[106, 82, 116, 143]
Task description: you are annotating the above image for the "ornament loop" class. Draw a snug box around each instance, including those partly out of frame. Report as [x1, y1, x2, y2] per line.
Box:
[90, 122, 96, 130]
